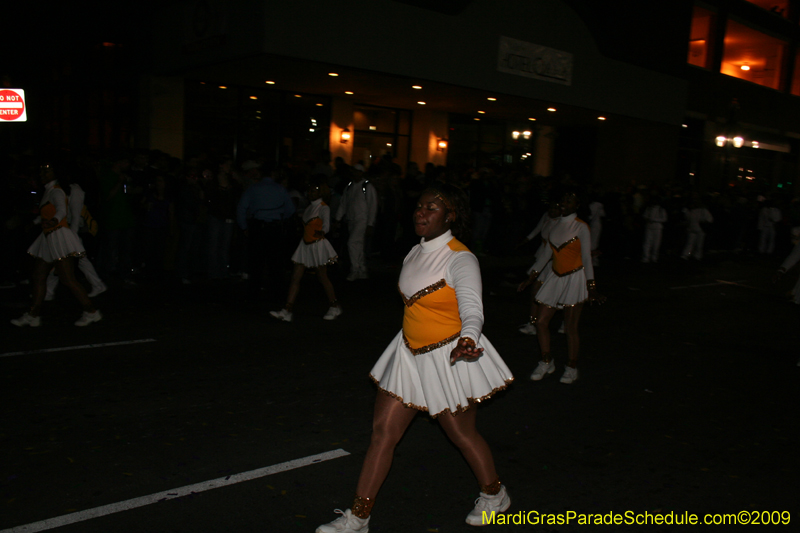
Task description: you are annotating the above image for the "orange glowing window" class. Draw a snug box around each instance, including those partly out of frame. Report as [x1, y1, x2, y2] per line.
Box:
[721, 20, 787, 91]
[687, 6, 715, 69]
[744, 0, 789, 19]
[792, 53, 800, 96]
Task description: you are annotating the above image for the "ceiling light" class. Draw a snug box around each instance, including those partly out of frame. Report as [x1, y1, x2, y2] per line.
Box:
[597, 116, 606, 121]
[417, 101, 426, 105]
[265, 81, 275, 85]
[487, 97, 497, 101]
[474, 117, 480, 121]
[741, 64, 750, 71]
[345, 91, 354, 95]
[528, 117, 536, 121]
[249, 96, 257, 100]
[412, 85, 422, 89]
[295, 94, 302, 98]
[547, 107, 556, 112]
[316, 103, 323, 107]
[218, 86, 227, 89]
[328, 73, 339, 77]
[478, 110, 486, 114]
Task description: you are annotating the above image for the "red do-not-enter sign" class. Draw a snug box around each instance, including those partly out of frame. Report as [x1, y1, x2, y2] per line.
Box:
[0, 89, 26, 122]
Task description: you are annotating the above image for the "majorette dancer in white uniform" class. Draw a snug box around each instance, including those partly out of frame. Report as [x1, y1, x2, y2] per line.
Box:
[316, 183, 514, 533]
[518, 200, 561, 335]
[270, 180, 341, 322]
[518, 189, 605, 384]
[45, 181, 107, 300]
[11, 162, 102, 327]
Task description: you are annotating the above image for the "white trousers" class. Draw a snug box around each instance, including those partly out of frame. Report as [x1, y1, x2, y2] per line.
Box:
[47, 255, 106, 298]
[347, 218, 368, 274]
[642, 226, 663, 262]
[758, 227, 776, 254]
[682, 231, 705, 260]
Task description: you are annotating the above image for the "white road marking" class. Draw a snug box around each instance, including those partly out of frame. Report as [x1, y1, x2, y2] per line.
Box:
[0, 339, 157, 358]
[1, 449, 351, 532]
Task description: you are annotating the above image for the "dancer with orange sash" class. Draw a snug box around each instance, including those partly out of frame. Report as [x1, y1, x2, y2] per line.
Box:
[316, 183, 513, 532]
[11, 161, 101, 327]
[270, 179, 341, 322]
[519, 187, 604, 384]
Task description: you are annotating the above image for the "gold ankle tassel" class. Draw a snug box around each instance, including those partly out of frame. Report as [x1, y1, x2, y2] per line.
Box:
[352, 494, 374, 518]
[529, 315, 537, 325]
[481, 478, 502, 495]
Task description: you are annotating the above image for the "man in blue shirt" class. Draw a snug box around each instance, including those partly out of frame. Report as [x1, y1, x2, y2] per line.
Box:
[237, 161, 295, 301]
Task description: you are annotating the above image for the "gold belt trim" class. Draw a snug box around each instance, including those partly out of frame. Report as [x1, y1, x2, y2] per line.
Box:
[552, 265, 584, 277]
[402, 331, 461, 355]
[400, 279, 446, 307]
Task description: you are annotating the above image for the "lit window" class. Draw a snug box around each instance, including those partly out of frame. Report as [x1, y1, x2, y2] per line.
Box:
[792, 53, 800, 96]
[721, 20, 787, 90]
[687, 6, 715, 69]
[744, 0, 789, 18]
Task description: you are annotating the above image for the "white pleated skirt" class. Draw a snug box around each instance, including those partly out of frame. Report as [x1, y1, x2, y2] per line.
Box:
[291, 239, 338, 268]
[27, 228, 85, 263]
[369, 331, 514, 418]
[535, 267, 588, 309]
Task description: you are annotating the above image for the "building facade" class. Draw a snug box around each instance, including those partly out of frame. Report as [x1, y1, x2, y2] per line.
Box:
[145, 0, 687, 187]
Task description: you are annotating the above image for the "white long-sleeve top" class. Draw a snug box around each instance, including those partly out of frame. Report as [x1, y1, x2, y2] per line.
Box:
[643, 205, 668, 228]
[302, 198, 331, 233]
[34, 180, 68, 225]
[399, 230, 484, 345]
[526, 212, 559, 242]
[530, 213, 595, 280]
[758, 207, 782, 230]
[335, 179, 378, 226]
[589, 201, 605, 230]
[684, 207, 713, 233]
[67, 184, 86, 232]
[780, 239, 800, 271]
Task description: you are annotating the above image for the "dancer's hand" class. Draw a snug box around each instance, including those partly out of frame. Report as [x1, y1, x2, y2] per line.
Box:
[517, 271, 539, 292]
[450, 337, 484, 365]
[588, 288, 606, 305]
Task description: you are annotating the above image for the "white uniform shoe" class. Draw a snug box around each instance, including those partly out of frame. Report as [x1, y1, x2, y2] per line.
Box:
[75, 310, 102, 327]
[11, 313, 41, 327]
[560, 366, 579, 384]
[323, 306, 343, 320]
[316, 509, 369, 533]
[269, 309, 293, 322]
[88, 284, 107, 298]
[529, 360, 555, 381]
[518, 323, 537, 335]
[465, 485, 511, 525]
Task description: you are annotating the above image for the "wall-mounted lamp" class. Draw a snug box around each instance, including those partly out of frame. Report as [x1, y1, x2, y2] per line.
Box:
[340, 128, 351, 144]
[512, 131, 521, 140]
[716, 135, 746, 148]
[522, 130, 532, 140]
[437, 138, 448, 151]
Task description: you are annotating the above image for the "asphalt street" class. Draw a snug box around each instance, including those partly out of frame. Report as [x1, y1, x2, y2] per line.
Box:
[1, 250, 799, 532]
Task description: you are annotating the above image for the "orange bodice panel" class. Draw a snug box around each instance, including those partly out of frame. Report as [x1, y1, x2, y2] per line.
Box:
[550, 237, 583, 276]
[303, 217, 324, 244]
[401, 280, 462, 354]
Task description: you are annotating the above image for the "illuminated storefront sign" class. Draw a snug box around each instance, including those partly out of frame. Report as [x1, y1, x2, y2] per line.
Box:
[497, 36, 573, 86]
[0, 89, 26, 122]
